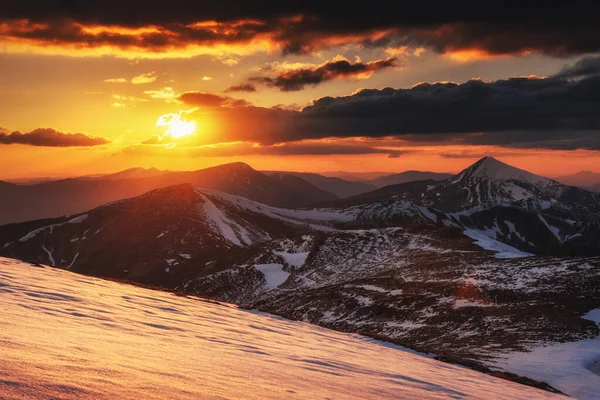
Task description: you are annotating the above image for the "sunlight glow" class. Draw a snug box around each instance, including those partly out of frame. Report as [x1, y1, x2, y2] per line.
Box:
[156, 112, 197, 138]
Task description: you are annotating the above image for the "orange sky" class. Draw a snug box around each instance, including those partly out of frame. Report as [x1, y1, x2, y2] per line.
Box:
[1, 14, 599, 179]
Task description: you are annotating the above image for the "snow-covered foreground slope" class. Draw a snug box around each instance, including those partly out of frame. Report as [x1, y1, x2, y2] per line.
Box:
[0, 258, 561, 400]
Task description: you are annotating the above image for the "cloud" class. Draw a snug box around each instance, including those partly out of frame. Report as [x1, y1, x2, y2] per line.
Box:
[224, 83, 257, 93]
[0, 128, 110, 147]
[245, 56, 399, 91]
[112, 94, 149, 102]
[131, 72, 157, 84]
[2, 4, 599, 58]
[554, 56, 600, 80]
[104, 78, 128, 83]
[144, 87, 179, 102]
[111, 102, 126, 108]
[201, 76, 213, 81]
[174, 59, 600, 150]
[289, 73, 600, 142]
[105, 73, 157, 84]
[126, 138, 404, 158]
[177, 92, 251, 108]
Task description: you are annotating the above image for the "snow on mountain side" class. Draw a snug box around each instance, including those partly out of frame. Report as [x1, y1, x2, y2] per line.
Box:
[344, 157, 600, 213]
[460, 157, 554, 187]
[0, 258, 562, 400]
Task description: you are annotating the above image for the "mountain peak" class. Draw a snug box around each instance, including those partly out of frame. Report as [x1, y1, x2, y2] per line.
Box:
[461, 157, 552, 185]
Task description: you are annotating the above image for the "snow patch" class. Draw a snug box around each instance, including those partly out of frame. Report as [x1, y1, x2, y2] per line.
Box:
[585, 309, 600, 326]
[254, 263, 290, 290]
[538, 214, 562, 241]
[463, 229, 533, 258]
[19, 214, 88, 242]
[66, 253, 79, 270]
[492, 337, 600, 400]
[198, 192, 253, 246]
[273, 250, 309, 268]
[453, 299, 494, 308]
[41, 245, 55, 266]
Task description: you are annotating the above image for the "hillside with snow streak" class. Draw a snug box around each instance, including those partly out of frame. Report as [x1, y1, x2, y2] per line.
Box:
[0, 258, 562, 400]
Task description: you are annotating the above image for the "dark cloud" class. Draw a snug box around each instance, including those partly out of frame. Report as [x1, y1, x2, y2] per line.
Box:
[0, 128, 110, 147]
[224, 84, 257, 93]
[175, 61, 600, 150]
[246, 57, 398, 91]
[292, 75, 600, 141]
[554, 56, 600, 80]
[177, 92, 251, 108]
[126, 140, 401, 157]
[438, 150, 526, 159]
[1, 2, 599, 56]
[449, 131, 600, 150]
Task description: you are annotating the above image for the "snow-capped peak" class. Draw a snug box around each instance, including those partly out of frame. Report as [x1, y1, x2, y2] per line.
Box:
[462, 157, 553, 186]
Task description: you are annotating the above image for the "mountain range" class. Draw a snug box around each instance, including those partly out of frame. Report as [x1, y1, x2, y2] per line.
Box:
[365, 170, 453, 188]
[2, 156, 600, 396]
[0, 163, 337, 225]
[0, 165, 459, 226]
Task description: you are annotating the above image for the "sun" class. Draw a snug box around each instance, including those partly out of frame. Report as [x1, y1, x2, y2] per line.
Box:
[156, 112, 196, 139]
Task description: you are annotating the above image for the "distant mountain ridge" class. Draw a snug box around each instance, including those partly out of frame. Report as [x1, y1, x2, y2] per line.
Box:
[83, 167, 169, 181]
[0, 162, 337, 225]
[367, 170, 453, 188]
[262, 171, 376, 198]
[554, 170, 600, 190]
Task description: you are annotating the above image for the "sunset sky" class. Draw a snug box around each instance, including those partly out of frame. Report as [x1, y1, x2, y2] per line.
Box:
[1, 2, 599, 179]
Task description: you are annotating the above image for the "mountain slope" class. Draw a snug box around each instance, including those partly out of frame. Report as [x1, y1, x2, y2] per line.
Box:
[0, 258, 563, 399]
[263, 171, 375, 198]
[0, 184, 442, 282]
[0, 162, 336, 225]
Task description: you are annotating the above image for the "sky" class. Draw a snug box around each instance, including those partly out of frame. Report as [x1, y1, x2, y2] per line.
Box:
[1, 2, 600, 179]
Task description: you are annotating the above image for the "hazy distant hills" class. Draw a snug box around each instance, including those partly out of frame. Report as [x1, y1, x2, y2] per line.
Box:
[262, 171, 376, 198]
[87, 167, 170, 181]
[554, 171, 600, 192]
[262, 170, 453, 197]
[366, 170, 453, 188]
[0, 163, 337, 225]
